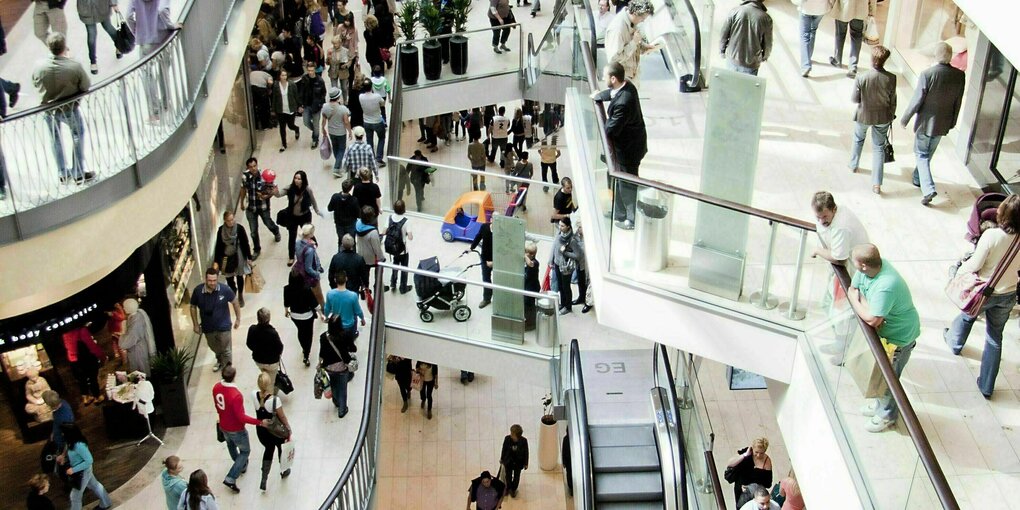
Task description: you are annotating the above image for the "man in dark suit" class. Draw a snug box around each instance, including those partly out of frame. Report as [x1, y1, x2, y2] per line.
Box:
[592, 61, 647, 230]
[900, 41, 965, 206]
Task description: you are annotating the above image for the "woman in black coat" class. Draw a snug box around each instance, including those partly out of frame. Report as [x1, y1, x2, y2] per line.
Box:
[213, 211, 254, 307]
[363, 15, 384, 73]
[284, 271, 322, 366]
[499, 424, 529, 498]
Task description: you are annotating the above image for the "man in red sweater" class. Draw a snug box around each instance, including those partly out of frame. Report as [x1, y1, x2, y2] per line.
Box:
[213, 365, 267, 492]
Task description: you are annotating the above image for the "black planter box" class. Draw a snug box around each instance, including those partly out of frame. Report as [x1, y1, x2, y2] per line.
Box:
[158, 379, 190, 427]
[400, 44, 420, 86]
[423, 41, 443, 81]
[439, 36, 451, 64]
[450, 35, 469, 75]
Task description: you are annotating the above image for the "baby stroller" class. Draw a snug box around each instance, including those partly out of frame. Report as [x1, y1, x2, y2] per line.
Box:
[966, 192, 1007, 243]
[414, 254, 479, 323]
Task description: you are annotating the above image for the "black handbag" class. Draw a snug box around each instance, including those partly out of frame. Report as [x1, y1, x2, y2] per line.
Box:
[276, 209, 291, 228]
[113, 12, 136, 54]
[275, 361, 295, 394]
[216, 423, 225, 443]
[884, 129, 895, 163]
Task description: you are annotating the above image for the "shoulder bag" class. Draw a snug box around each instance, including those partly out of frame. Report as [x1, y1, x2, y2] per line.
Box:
[113, 11, 136, 54]
[275, 360, 295, 394]
[262, 395, 291, 439]
[324, 333, 349, 373]
[945, 234, 1020, 316]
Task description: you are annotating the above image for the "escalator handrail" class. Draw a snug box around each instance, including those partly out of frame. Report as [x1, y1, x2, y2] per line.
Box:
[704, 450, 727, 510]
[654, 344, 689, 510]
[569, 339, 596, 510]
[667, 0, 702, 89]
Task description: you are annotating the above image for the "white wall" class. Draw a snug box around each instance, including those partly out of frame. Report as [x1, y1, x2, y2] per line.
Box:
[955, 0, 1020, 72]
[400, 73, 523, 120]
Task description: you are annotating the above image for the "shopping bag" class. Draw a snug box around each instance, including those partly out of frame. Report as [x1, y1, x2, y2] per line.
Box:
[319, 135, 332, 160]
[313, 367, 330, 399]
[365, 288, 375, 314]
[280, 441, 296, 472]
[863, 16, 880, 45]
[844, 336, 894, 398]
[245, 264, 266, 294]
[113, 12, 136, 54]
[411, 371, 423, 391]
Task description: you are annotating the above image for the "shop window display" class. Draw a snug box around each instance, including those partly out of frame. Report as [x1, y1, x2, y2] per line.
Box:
[892, 0, 972, 75]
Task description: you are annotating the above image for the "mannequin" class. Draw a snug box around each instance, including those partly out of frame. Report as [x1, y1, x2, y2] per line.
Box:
[24, 369, 54, 422]
[120, 299, 156, 377]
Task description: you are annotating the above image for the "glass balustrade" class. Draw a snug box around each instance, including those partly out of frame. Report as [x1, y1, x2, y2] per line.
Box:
[674, 353, 723, 510]
[397, 24, 525, 91]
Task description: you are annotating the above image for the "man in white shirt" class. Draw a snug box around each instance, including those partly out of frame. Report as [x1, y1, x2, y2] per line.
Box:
[488, 106, 511, 166]
[812, 191, 869, 364]
[359, 79, 387, 166]
[739, 485, 781, 510]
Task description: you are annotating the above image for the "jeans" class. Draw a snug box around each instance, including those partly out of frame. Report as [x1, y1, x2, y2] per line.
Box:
[292, 316, 315, 360]
[223, 429, 251, 484]
[335, 222, 357, 251]
[69, 467, 112, 510]
[849, 122, 890, 185]
[303, 107, 322, 142]
[875, 340, 915, 422]
[946, 292, 1016, 396]
[833, 18, 864, 70]
[481, 263, 493, 302]
[420, 380, 435, 411]
[472, 165, 487, 191]
[363, 121, 386, 162]
[245, 208, 280, 253]
[47, 107, 87, 180]
[329, 369, 354, 415]
[84, 19, 118, 65]
[531, 0, 541, 14]
[914, 133, 942, 197]
[726, 60, 759, 75]
[799, 14, 823, 71]
[391, 252, 410, 290]
[278, 112, 299, 147]
[329, 133, 347, 171]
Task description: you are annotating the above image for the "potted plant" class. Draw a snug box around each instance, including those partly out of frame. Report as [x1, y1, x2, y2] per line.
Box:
[150, 347, 194, 427]
[397, 1, 420, 85]
[538, 393, 559, 471]
[419, 0, 444, 80]
[449, 0, 472, 75]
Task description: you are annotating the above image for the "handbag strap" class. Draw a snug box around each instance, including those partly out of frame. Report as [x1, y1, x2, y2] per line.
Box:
[326, 334, 344, 359]
[986, 234, 1020, 289]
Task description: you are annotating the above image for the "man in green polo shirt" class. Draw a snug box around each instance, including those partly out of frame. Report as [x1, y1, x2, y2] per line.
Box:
[847, 244, 920, 433]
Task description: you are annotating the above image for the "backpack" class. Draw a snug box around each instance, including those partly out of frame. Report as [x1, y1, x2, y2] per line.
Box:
[384, 217, 407, 255]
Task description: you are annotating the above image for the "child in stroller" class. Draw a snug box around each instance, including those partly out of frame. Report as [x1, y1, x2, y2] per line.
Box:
[414, 255, 480, 322]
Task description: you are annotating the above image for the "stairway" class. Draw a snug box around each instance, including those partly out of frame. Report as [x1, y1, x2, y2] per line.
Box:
[590, 423, 665, 509]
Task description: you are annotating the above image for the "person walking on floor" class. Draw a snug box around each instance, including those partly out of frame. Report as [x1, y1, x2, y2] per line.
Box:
[469, 136, 488, 191]
[341, 127, 377, 181]
[321, 87, 353, 175]
[246, 308, 285, 385]
[797, 0, 834, 77]
[900, 41, 966, 207]
[178, 470, 218, 510]
[829, 0, 875, 78]
[240, 158, 282, 257]
[552, 218, 588, 315]
[284, 271, 324, 367]
[848, 244, 921, 432]
[945, 195, 1020, 398]
[539, 140, 561, 192]
[298, 61, 327, 149]
[213, 211, 253, 308]
[499, 424, 529, 498]
[272, 69, 302, 152]
[356, 205, 386, 285]
[719, 0, 773, 75]
[488, 106, 511, 165]
[416, 360, 439, 419]
[329, 234, 368, 299]
[294, 224, 327, 306]
[63, 424, 113, 510]
[253, 372, 293, 491]
[321, 271, 364, 418]
[466, 470, 505, 510]
[592, 61, 646, 230]
[385, 200, 414, 293]
[162, 456, 187, 510]
[359, 78, 387, 166]
[405, 150, 430, 212]
[191, 267, 242, 371]
[213, 365, 269, 493]
[328, 179, 362, 247]
[390, 355, 414, 412]
[488, 0, 514, 54]
[469, 221, 494, 308]
[76, 0, 122, 75]
[849, 45, 896, 194]
[276, 170, 324, 265]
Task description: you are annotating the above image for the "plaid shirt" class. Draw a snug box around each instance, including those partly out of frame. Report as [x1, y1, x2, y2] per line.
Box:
[341, 141, 377, 178]
[243, 171, 271, 212]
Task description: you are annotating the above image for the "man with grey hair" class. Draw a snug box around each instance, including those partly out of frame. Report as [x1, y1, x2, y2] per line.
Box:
[900, 41, 965, 207]
[603, 0, 656, 85]
[719, 0, 772, 75]
[33, 32, 93, 184]
[330, 234, 368, 296]
[246, 307, 284, 385]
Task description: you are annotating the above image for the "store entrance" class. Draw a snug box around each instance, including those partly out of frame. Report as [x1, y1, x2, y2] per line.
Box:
[969, 45, 1020, 186]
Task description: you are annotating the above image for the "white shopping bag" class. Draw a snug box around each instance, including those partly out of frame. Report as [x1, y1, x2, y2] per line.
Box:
[280, 441, 296, 472]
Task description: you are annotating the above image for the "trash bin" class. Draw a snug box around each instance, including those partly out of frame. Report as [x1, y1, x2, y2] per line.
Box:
[536, 297, 557, 348]
[635, 188, 672, 272]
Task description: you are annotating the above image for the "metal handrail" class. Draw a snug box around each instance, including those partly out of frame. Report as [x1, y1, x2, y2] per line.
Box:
[654, 344, 689, 510]
[387, 156, 558, 189]
[318, 271, 387, 509]
[831, 265, 959, 510]
[704, 450, 726, 510]
[377, 260, 559, 301]
[568, 339, 596, 510]
[399, 23, 522, 45]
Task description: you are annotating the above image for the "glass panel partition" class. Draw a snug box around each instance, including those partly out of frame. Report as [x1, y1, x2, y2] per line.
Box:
[674, 353, 723, 510]
[399, 24, 525, 91]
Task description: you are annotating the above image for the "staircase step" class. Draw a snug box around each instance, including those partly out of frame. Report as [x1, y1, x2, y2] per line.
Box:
[594, 471, 664, 502]
[598, 502, 664, 510]
[593, 445, 660, 473]
[589, 424, 655, 448]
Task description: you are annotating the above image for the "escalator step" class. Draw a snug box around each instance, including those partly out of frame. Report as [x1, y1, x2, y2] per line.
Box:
[598, 502, 664, 510]
[592, 445, 660, 472]
[594, 471, 664, 502]
[589, 424, 656, 447]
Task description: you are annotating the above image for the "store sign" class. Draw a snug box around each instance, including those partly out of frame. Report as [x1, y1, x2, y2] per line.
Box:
[1, 303, 98, 347]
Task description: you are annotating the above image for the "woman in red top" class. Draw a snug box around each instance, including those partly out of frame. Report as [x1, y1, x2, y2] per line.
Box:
[62, 327, 106, 405]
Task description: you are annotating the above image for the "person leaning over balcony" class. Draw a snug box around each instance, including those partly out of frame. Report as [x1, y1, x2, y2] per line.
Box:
[591, 61, 646, 230]
[795, 0, 834, 78]
[76, 0, 122, 75]
[849, 45, 896, 194]
[944, 194, 1020, 399]
[603, 0, 655, 86]
[33, 32, 93, 184]
[719, 0, 773, 75]
[848, 244, 921, 433]
[488, 0, 514, 54]
[32, 0, 68, 46]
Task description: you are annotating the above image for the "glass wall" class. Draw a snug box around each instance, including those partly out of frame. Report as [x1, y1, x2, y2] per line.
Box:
[968, 45, 1020, 185]
[890, 0, 970, 75]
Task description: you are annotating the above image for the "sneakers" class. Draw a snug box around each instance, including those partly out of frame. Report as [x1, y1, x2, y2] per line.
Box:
[90, 64, 99, 75]
[558, 307, 571, 315]
[829, 56, 840, 67]
[223, 481, 240, 493]
[847, 68, 857, 78]
[921, 192, 937, 206]
[860, 400, 879, 417]
[865, 415, 894, 433]
[213, 363, 223, 372]
[873, 185, 881, 195]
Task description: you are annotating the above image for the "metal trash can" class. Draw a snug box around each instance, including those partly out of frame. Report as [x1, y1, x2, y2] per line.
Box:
[536, 297, 557, 348]
[635, 188, 672, 272]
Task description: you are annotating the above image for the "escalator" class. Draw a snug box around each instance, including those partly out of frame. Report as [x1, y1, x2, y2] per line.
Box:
[564, 340, 693, 510]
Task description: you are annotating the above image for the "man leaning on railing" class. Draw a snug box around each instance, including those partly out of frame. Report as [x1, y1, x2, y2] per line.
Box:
[33, 32, 93, 185]
[590, 61, 646, 231]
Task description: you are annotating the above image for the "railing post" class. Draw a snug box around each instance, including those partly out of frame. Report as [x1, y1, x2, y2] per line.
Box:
[779, 230, 809, 320]
[750, 221, 779, 310]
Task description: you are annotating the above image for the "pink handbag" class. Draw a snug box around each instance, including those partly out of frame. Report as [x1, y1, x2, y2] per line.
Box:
[945, 235, 1020, 316]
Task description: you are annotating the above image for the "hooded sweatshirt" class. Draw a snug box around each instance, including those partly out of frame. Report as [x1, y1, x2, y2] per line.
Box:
[355, 219, 385, 265]
[162, 469, 187, 510]
[369, 75, 391, 100]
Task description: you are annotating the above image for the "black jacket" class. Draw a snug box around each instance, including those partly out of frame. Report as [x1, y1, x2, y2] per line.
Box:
[328, 192, 361, 227]
[470, 223, 492, 263]
[329, 249, 368, 293]
[271, 81, 301, 115]
[298, 74, 326, 109]
[319, 330, 353, 365]
[595, 81, 647, 171]
[500, 435, 530, 469]
[246, 323, 284, 364]
[213, 224, 254, 269]
[468, 475, 506, 504]
[280, 34, 304, 76]
[283, 280, 318, 315]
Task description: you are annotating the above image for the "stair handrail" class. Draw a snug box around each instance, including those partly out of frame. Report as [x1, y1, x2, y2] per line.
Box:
[703, 450, 726, 510]
[317, 271, 387, 509]
[568, 339, 596, 510]
[653, 344, 689, 510]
